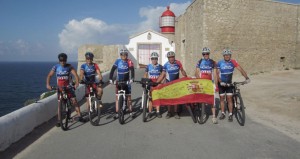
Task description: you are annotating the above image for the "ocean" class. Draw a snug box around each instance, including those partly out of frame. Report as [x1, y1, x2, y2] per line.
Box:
[0, 61, 77, 117]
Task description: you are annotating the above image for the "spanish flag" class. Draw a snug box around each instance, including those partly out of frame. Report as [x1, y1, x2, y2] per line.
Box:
[152, 77, 214, 106]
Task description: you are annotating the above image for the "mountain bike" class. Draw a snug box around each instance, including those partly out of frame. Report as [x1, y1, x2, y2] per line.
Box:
[115, 80, 129, 125]
[52, 85, 74, 131]
[135, 78, 158, 122]
[81, 81, 103, 126]
[222, 81, 247, 126]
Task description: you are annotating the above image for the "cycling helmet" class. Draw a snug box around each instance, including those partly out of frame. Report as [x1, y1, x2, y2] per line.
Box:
[222, 49, 232, 55]
[58, 53, 67, 61]
[85, 52, 94, 59]
[119, 49, 128, 55]
[202, 47, 210, 54]
[166, 51, 175, 57]
[151, 52, 159, 58]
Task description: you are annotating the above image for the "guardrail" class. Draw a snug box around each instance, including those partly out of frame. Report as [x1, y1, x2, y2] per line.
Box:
[0, 71, 112, 151]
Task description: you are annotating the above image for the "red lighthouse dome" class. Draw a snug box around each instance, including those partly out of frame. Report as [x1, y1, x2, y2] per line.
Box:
[160, 6, 175, 34]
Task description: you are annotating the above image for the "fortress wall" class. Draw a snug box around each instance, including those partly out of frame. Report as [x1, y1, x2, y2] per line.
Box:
[78, 45, 120, 73]
[203, 0, 299, 73]
[176, 0, 299, 76]
[175, 0, 205, 76]
[296, 6, 300, 69]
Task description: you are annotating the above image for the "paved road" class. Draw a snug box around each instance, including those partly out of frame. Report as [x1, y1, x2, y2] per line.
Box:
[1, 69, 300, 159]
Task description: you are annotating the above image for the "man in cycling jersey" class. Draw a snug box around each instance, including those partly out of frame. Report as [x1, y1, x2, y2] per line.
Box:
[109, 49, 135, 119]
[79, 52, 103, 112]
[217, 48, 250, 122]
[195, 47, 218, 124]
[157, 51, 187, 119]
[143, 52, 163, 118]
[46, 53, 84, 127]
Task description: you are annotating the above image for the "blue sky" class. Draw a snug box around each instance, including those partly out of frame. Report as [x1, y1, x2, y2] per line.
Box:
[0, 0, 299, 61]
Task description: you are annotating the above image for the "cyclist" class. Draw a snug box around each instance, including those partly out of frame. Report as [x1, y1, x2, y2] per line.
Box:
[143, 52, 163, 118]
[79, 52, 103, 112]
[217, 48, 250, 122]
[157, 51, 187, 119]
[46, 53, 84, 127]
[195, 47, 218, 124]
[109, 49, 135, 119]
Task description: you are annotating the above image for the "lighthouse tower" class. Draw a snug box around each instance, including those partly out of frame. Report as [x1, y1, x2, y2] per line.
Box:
[160, 6, 175, 44]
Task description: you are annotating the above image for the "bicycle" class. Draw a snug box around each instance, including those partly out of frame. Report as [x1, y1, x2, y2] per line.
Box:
[222, 81, 247, 126]
[114, 80, 130, 125]
[81, 81, 103, 126]
[51, 85, 74, 131]
[134, 78, 158, 122]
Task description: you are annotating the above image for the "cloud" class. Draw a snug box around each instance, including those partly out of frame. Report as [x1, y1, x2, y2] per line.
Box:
[0, 39, 49, 61]
[58, 18, 130, 53]
[58, 2, 191, 53]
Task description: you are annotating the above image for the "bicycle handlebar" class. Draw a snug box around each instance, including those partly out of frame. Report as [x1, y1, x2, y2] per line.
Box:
[221, 81, 247, 87]
[51, 85, 74, 91]
[134, 80, 159, 86]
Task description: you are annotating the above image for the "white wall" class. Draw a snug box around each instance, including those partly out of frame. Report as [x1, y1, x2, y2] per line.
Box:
[126, 30, 174, 67]
[0, 72, 110, 151]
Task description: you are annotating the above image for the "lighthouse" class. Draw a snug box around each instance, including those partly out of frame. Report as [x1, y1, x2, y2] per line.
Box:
[160, 6, 175, 33]
[160, 6, 175, 45]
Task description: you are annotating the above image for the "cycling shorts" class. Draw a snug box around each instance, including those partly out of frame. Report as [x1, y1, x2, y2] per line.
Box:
[85, 83, 98, 97]
[115, 82, 131, 95]
[57, 88, 76, 100]
[218, 83, 234, 96]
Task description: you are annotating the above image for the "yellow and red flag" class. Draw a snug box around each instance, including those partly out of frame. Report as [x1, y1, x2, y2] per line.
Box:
[152, 77, 214, 106]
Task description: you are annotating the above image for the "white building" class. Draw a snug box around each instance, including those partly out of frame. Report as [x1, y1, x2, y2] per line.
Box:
[125, 29, 175, 68]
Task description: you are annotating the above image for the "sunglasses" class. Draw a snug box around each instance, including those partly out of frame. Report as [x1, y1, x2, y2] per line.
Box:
[59, 59, 66, 62]
[151, 58, 158, 60]
[202, 53, 210, 55]
[86, 58, 92, 60]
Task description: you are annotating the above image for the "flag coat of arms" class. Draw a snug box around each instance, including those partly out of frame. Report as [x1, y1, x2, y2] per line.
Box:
[152, 77, 214, 106]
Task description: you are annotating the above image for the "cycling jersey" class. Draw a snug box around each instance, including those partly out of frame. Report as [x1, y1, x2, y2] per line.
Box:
[163, 60, 183, 82]
[196, 58, 216, 80]
[51, 64, 74, 87]
[217, 59, 239, 83]
[113, 59, 134, 81]
[145, 64, 163, 82]
[80, 63, 100, 83]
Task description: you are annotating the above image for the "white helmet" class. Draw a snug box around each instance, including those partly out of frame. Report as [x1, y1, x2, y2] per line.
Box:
[222, 49, 232, 55]
[167, 51, 175, 57]
[151, 52, 159, 58]
[119, 49, 129, 55]
[202, 47, 210, 54]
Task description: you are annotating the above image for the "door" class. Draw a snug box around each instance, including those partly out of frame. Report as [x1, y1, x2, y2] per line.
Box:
[138, 44, 160, 67]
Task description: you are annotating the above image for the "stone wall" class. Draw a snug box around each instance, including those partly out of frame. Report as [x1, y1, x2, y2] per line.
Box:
[296, 6, 300, 69]
[176, 0, 300, 76]
[78, 44, 122, 73]
[175, 0, 205, 76]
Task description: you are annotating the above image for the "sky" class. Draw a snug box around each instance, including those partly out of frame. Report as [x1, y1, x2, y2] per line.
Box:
[0, 0, 299, 62]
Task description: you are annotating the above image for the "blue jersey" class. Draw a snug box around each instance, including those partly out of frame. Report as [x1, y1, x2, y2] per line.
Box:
[163, 60, 183, 82]
[196, 58, 216, 80]
[51, 64, 73, 87]
[113, 58, 134, 81]
[217, 59, 239, 83]
[80, 63, 100, 83]
[145, 64, 163, 82]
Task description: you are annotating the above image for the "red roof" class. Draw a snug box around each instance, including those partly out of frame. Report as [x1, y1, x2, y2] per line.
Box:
[161, 6, 175, 17]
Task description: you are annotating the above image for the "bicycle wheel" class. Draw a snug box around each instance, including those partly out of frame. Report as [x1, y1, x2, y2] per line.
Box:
[197, 103, 209, 124]
[187, 104, 197, 123]
[118, 95, 125, 124]
[234, 93, 246, 126]
[59, 100, 69, 131]
[89, 97, 101, 126]
[142, 91, 148, 122]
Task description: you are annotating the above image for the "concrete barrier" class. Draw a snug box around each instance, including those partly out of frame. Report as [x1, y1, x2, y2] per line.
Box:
[0, 72, 111, 151]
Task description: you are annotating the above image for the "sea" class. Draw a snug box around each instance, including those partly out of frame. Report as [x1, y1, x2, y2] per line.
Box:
[0, 61, 77, 117]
